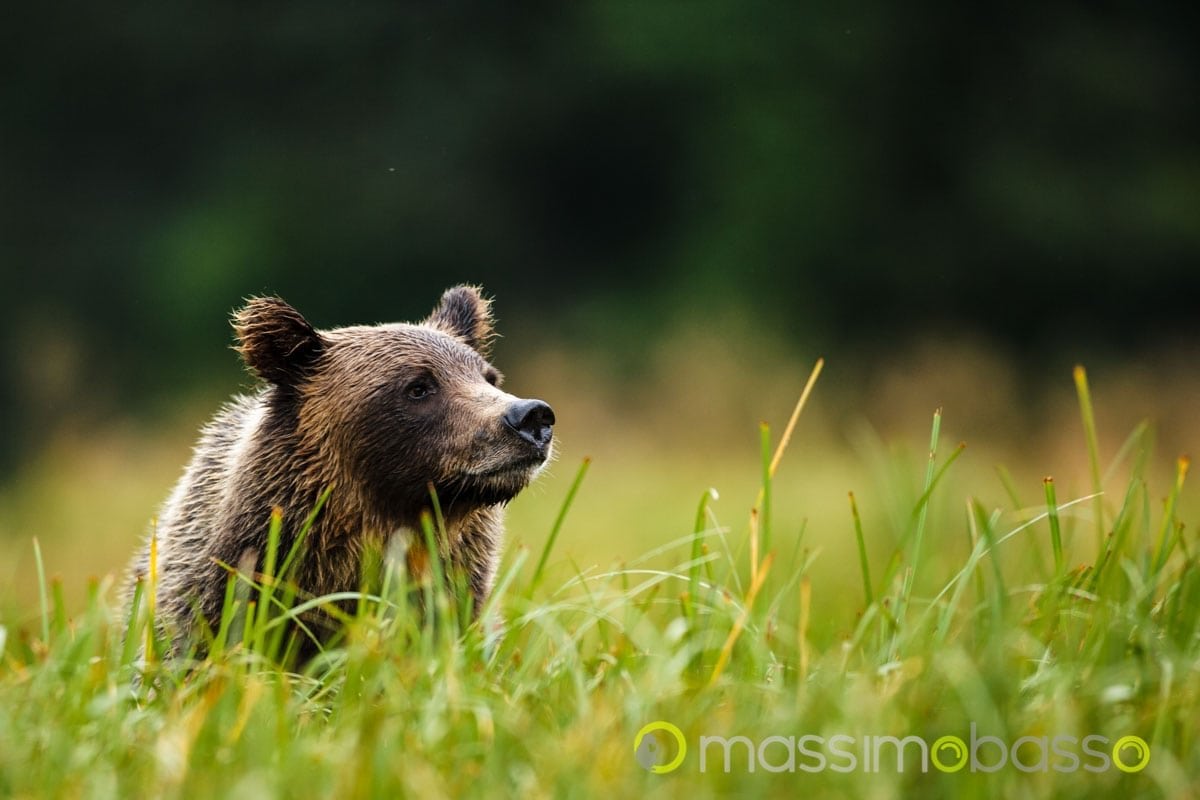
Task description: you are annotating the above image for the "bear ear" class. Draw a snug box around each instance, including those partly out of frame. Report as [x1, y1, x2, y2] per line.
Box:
[232, 297, 326, 385]
[425, 285, 496, 357]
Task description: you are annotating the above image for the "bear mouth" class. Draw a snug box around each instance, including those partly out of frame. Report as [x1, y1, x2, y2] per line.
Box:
[434, 460, 542, 509]
[431, 444, 551, 509]
[465, 455, 547, 482]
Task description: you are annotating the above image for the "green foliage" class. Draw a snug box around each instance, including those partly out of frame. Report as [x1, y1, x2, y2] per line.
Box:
[5, 3, 1200, 474]
[0, 370, 1196, 798]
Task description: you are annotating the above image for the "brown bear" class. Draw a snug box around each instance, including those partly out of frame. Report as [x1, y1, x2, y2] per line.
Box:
[125, 285, 554, 654]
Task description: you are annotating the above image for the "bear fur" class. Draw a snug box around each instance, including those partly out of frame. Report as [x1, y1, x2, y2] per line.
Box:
[125, 285, 554, 654]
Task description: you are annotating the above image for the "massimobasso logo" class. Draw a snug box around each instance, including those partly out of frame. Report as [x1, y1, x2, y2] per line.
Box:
[637, 722, 1150, 775]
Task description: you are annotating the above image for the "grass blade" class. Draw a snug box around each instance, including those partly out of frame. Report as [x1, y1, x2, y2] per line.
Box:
[898, 408, 944, 619]
[687, 487, 718, 623]
[530, 457, 590, 593]
[32, 538, 49, 646]
[759, 421, 772, 557]
[1074, 365, 1106, 543]
[145, 530, 158, 665]
[1044, 477, 1064, 576]
[849, 491, 873, 606]
[768, 357, 824, 478]
[1151, 456, 1190, 576]
[707, 553, 774, 687]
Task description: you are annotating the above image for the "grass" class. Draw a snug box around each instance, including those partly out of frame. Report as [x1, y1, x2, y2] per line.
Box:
[0, 364, 1197, 799]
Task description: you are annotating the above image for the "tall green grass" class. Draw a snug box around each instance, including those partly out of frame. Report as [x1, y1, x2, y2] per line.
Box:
[0, 365, 1195, 799]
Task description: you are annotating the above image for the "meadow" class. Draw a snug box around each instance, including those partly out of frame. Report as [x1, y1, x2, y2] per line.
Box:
[0, 342, 1196, 799]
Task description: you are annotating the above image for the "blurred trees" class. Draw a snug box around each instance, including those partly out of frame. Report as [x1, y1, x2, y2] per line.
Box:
[2, 2, 1198, 467]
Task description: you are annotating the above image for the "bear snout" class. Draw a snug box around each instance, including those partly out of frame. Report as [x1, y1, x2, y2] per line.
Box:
[503, 398, 555, 451]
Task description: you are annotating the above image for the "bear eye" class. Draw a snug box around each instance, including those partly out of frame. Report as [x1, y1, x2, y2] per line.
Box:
[484, 369, 500, 387]
[405, 380, 436, 401]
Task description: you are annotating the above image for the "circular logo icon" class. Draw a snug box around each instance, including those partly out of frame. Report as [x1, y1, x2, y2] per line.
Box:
[1112, 735, 1151, 773]
[931, 735, 968, 773]
[634, 721, 687, 774]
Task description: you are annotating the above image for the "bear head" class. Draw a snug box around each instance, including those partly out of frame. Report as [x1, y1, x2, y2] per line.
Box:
[232, 285, 555, 525]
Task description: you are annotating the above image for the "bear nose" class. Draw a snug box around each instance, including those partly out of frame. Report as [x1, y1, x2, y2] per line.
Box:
[503, 399, 555, 449]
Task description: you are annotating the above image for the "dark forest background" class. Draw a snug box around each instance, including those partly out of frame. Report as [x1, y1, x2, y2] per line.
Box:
[3, 3, 1198, 472]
